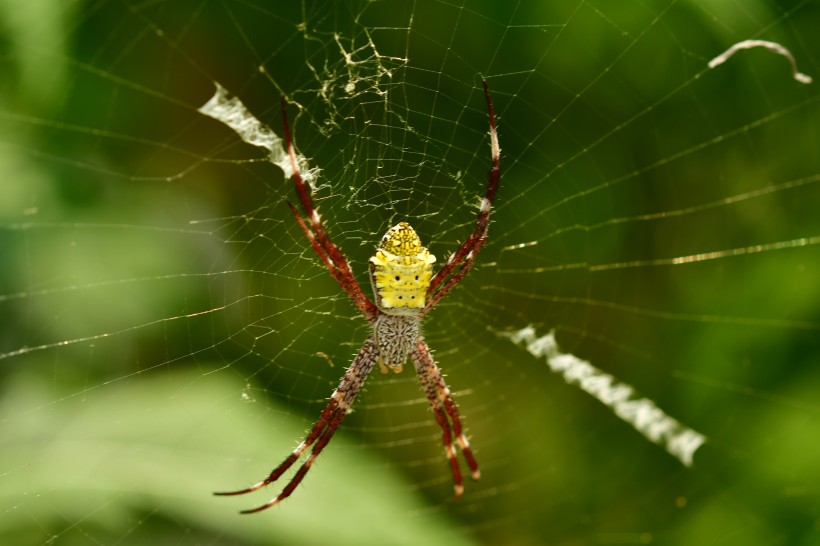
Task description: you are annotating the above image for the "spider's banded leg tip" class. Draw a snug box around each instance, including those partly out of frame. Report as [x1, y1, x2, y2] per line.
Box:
[453, 484, 464, 499]
[239, 500, 280, 515]
[214, 483, 263, 496]
[471, 469, 481, 480]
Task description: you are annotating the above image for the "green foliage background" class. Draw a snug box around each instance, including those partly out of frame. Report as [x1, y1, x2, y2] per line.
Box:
[1, 1, 819, 545]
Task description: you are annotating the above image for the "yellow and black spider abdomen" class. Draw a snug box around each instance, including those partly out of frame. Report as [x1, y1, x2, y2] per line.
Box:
[369, 222, 436, 314]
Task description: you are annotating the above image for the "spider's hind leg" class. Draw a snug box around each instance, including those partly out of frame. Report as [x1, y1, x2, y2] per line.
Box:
[215, 336, 380, 513]
[411, 339, 479, 498]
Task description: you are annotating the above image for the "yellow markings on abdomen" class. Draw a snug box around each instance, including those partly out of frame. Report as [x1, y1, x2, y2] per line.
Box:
[369, 222, 436, 315]
[370, 256, 433, 310]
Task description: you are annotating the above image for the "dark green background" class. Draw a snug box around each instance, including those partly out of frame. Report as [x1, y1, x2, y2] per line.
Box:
[1, 1, 819, 545]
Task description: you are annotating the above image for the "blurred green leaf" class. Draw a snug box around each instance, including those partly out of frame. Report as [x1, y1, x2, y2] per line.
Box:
[0, 367, 478, 546]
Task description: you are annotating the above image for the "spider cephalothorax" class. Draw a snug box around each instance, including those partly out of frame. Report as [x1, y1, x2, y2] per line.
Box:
[216, 81, 499, 513]
[370, 222, 435, 373]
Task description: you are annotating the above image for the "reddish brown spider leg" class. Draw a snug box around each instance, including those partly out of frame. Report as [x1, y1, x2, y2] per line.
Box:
[417, 339, 480, 480]
[238, 409, 348, 514]
[412, 339, 479, 498]
[215, 338, 379, 513]
[431, 365, 480, 480]
[280, 96, 378, 320]
[287, 201, 370, 311]
[425, 79, 500, 311]
[213, 396, 341, 496]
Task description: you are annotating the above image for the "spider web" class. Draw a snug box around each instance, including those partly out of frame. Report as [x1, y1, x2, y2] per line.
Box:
[1, 1, 819, 545]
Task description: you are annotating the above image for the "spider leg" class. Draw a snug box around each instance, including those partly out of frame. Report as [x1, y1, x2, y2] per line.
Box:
[287, 201, 363, 301]
[281, 97, 379, 321]
[412, 338, 479, 498]
[425, 79, 500, 312]
[215, 337, 379, 513]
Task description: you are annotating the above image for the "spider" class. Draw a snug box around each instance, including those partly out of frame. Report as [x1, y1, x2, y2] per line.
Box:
[216, 80, 500, 513]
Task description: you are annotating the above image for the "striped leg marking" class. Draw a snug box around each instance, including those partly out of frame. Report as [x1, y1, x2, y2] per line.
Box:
[412, 339, 479, 497]
[215, 338, 378, 513]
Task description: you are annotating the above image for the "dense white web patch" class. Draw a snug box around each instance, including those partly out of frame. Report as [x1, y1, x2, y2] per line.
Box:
[708, 39, 813, 84]
[198, 83, 319, 183]
[499, 326, 706, 467]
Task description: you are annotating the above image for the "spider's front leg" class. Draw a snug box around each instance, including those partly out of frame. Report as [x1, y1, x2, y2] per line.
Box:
[281, 97, 379, 321]
[425, 79, 500, 311]
[215, 337, 379, 513]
